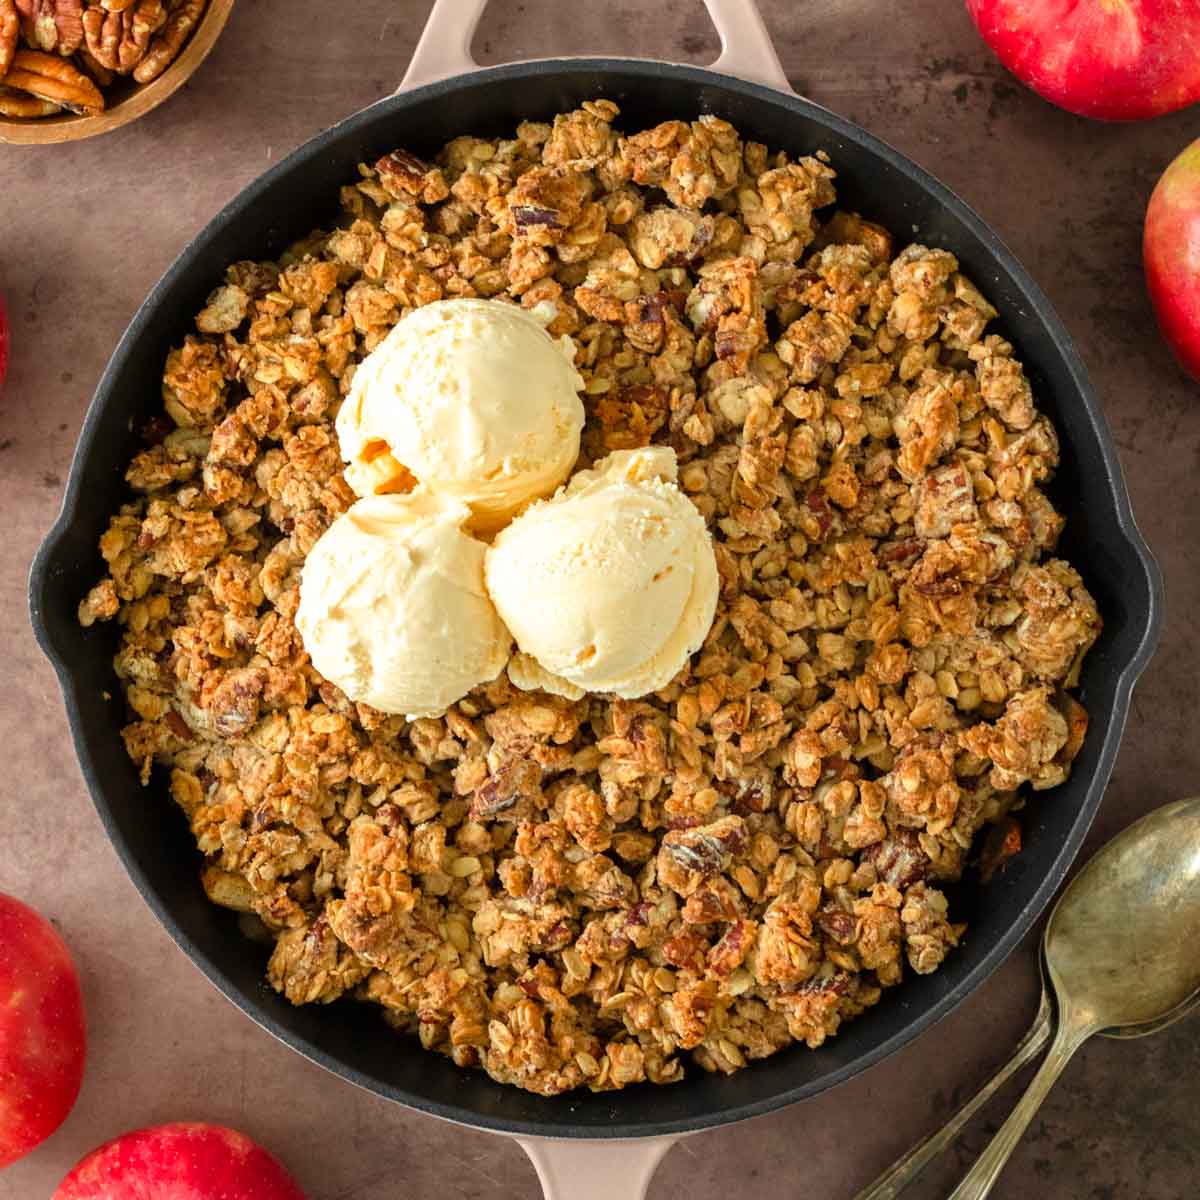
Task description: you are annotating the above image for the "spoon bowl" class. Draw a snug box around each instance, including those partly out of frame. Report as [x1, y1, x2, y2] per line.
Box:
[1105, 986, 1200, 1039]
[1046, 797, 1200, 1031]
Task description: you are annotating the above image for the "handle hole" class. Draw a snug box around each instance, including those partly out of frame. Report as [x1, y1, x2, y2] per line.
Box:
[472, 0, 719, 66]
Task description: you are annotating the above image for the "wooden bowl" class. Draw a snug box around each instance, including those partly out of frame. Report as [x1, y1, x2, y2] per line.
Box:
[0, 0, 234, 145]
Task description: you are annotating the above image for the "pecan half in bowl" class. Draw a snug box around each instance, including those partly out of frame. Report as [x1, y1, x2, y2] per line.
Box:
[0, 0, 231, 144]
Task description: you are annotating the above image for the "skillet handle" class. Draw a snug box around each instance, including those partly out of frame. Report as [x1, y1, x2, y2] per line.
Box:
[517, 1136, 677, 1200]
[706, 0, 791, 90]
[398, 0, 791, 92]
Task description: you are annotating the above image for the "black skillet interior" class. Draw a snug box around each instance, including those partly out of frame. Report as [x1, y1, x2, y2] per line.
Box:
[30, 62, 1162, 1139]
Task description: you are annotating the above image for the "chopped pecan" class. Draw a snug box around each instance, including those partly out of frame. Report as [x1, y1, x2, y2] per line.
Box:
[472, 758, 542, 821]
[505, 165, 592, 246]
[707, 918, 755, 977]
[373, 148, 450, 205]
[163, 708, 193, 742]
[658, 816, 748, 894]
[878, 538, 923, 565]
[511, 205, 562, 229]
[793, 968, 852, 998]
[717, 769, 774, 816]
[805, 487, 833, 538]
[594, 382, 668, 450]
[682, 878, 744, 924]
[862, 831, 930, 890]
[662, 931, 708, 974]
[205, 667, 266, 738]
[815, 905, 856, 945]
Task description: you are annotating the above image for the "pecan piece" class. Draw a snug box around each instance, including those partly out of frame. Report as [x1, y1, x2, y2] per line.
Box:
[805, 487, 834, 538]
[163, 708, 193, 742]
[707, 917, 755, 977]
[4, 48, 102, 112]
[0, 84, 58, 114]
[472, 758, 542, 821]
[682, 878, 744, 924]
[815, 905, 857, 945]
[16, 0, 82, 56]
[717, 771, 773, 815]
[862, 830, 930, 890]
[878, 537, 923, 565]
[662, 931, 708, 974]
[793, 968, 852, 998]
[377, 148, 429, 184]
[373, 147, 450, 205]
[0, 0, 16, 78]
[123, 0, 164, 69]
[76, 44, 113, 85]
[83, 0, 162, 74]
[131, 0, 201, 84]
[206, 667, 266, 738]
[511, 205, 563, 230]
[658, 815, 748, 894]
[80, 3, 117, 68]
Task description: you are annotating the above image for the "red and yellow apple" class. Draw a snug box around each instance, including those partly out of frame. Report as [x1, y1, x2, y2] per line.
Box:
[1145, 139, 1200, 382]
[53, 1123, 308, 1200]
[965, 0, 1200, 121]
[0, 893, 87, 1167]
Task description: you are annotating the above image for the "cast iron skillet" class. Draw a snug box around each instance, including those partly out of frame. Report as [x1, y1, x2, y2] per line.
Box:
[29, 0, 1162, 1193]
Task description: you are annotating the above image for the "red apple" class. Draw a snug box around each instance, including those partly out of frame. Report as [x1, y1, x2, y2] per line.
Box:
[1145, 139, 1200, 381]
[0, 894, 87, 1167]
[965, 0, 1200, 120]
[53, 1122, 308, 1200]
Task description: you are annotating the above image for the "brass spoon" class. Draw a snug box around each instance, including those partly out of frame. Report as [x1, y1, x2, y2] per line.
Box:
[855, 973, 1200, 1199]
[856, 797, 1200, 1200]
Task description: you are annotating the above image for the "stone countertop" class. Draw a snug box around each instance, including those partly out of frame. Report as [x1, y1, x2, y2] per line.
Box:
[2, 2, 1197, 1197]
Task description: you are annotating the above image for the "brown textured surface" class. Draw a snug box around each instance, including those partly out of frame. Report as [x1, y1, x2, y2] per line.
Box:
[1, 2, 1197, 1196]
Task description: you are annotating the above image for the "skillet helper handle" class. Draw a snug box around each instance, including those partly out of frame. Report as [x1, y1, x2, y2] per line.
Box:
[517, 1136, 676, 1200]
[399, 0, 791, 92]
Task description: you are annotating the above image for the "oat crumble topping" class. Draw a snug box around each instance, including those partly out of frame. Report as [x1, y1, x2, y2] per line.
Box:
[79, 101, 1100, 1095]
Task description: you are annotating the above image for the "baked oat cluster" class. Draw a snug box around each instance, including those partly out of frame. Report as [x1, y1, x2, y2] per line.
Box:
[79, 101, 1101, 1095]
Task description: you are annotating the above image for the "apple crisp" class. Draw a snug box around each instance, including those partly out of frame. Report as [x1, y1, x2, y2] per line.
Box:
[78, 101, 1100, 1095]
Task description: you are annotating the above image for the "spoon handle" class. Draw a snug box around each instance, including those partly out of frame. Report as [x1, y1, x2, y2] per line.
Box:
[852, 986, 1053, 1200]
[946, 1013, 1094, 1200]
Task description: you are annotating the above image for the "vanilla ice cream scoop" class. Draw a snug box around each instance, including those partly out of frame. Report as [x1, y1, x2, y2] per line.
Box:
[484, 447, 719, 700]
[335, 298, 585, 533]
[296, 493, 511, 719]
